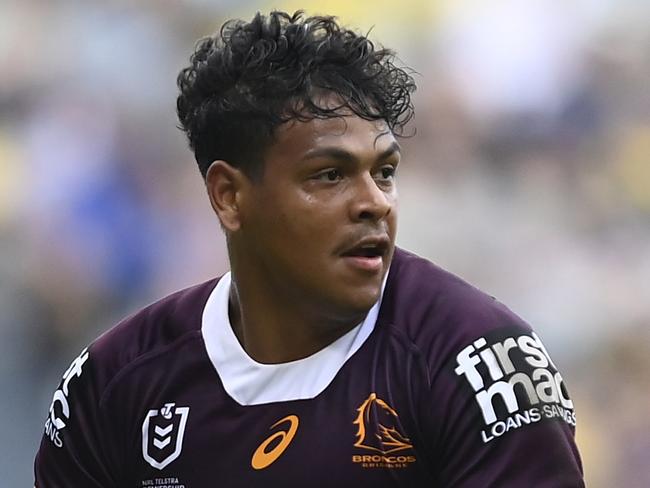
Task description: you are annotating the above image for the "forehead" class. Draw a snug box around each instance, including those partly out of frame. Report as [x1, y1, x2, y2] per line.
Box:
[267, 114, 397, 163]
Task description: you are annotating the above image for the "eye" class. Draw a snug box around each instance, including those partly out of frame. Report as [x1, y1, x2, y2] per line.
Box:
[382, 166, 396, 179]
[374, 165, 397, 181]
[313, 168, 343, 182]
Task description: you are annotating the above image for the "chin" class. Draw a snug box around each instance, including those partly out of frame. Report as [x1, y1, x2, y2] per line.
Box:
[336, 285, 383, 316]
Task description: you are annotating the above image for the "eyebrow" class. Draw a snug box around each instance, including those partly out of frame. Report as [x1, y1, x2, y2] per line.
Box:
[301, 141, 402, 164]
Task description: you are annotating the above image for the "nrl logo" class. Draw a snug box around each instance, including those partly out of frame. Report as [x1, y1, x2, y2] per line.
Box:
[142, 402, 190, 470]
[353, 393, 413, 454]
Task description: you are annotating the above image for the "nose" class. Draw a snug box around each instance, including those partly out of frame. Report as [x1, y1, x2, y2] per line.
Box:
[349, 173, 394, 222]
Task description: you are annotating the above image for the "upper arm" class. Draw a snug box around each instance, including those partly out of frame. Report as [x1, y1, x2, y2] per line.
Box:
[421, 325, 584, 487]
[34, 346, 119, 488]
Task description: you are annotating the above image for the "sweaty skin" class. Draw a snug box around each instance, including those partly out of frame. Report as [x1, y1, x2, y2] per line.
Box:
[207, 110, 400, 363]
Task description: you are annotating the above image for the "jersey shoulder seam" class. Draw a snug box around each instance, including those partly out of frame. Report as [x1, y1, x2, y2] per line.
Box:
[383, 321, 433, 386]
[98, 330, 202, 409]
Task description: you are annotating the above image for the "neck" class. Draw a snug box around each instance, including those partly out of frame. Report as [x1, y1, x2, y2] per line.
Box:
[227, 267, 368, 365]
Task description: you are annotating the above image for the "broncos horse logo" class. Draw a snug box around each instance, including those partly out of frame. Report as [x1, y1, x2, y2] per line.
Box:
[353, 393, 413, 454]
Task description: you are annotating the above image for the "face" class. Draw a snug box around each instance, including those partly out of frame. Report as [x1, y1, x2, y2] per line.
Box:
[233, 112, 399, 319]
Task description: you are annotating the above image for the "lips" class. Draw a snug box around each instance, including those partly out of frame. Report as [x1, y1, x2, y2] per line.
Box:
[339, 235, 390, 273]
[340, 236, 390, 259]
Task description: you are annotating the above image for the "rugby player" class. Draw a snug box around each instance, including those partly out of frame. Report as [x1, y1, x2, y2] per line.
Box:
[34, 10, 584, 487]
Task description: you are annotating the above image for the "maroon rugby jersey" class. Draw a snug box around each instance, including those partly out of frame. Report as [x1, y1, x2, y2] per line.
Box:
[34, 248, 584, 487]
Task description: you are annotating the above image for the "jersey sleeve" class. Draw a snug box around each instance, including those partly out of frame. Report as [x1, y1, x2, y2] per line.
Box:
[420, 323, 585, 487]
[34, 346, 119, 487]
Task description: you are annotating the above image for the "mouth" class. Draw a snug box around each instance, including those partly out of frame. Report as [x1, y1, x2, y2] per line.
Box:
[340, 236, 390, 272]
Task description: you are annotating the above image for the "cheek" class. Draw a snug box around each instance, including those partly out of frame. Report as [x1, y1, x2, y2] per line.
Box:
[248, 183, 351, 252]
[257, 195, 329, 245]
[276, 204, 336, 241]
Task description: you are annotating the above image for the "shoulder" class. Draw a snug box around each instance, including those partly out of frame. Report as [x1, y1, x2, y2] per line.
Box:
[86, 278, 220, 396]
[381, 248, 530, 346]
[377, 250, 583, 485]
[35, 278, 220, 468]
[378, 247, 542, 382]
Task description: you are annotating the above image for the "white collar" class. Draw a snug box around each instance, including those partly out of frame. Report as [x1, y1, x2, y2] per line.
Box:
[201, 271, 386, 405]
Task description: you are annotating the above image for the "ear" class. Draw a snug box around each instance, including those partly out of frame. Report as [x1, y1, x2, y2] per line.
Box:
[205, 160, 249, 232]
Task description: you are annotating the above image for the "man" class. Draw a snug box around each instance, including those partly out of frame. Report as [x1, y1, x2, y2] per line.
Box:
[35, 10, 584, 487]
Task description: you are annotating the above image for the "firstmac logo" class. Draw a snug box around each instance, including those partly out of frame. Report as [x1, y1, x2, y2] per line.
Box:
[454, 331, 576, 443]
[44, 347, 89, 448]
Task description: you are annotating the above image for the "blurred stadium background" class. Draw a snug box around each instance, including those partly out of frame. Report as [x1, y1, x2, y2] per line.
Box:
[1, 0, 648, 485]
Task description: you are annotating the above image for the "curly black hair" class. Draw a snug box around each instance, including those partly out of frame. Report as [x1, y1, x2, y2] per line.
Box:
[177, 10, 416, 179]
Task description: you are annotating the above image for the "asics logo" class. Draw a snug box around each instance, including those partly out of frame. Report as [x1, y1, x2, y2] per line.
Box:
[251, 415, 299, 470]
